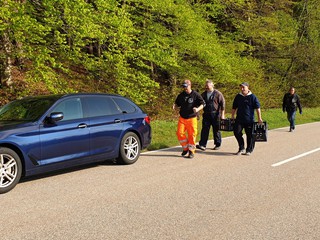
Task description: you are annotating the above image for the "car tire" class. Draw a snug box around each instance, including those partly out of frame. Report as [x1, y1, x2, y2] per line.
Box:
[117, 132, 141, 165]
[0, 147, 22, 194]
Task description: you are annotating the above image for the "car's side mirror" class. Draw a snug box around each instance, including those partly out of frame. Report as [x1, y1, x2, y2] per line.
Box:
[46, 112, 64, 124]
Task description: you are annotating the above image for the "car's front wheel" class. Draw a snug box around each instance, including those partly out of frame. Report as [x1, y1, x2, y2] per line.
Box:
[0, 148, 22, 194]
[117, 132, 141, 165]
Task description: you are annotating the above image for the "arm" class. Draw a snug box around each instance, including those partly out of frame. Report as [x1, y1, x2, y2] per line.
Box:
[220, 109, 225, 119]
[253, 95, 263, 123]
[231, 95, 238, 119]
[173, 103, 178, 110]
[173, 94, 180, 110]
[296, 95, 302, 113]
[231, 109, 236, 119]
[256, 108, 263, 123]
[282, 94, 286, 112]
[193, 104, 204, 113]
[193, 92, 205, 113]
[219, 92, 226, 119]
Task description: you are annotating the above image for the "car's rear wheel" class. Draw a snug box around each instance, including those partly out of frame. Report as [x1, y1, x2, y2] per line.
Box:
[0, 148, 22, 194]
[117, 132, 141, 165]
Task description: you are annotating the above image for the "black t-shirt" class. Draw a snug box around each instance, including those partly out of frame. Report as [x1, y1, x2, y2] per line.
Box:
[175, 90, 205, 119]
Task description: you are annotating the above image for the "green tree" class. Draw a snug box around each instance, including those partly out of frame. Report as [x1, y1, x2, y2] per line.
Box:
[283, 0, 320, 106]
[0, 0, 319, 113]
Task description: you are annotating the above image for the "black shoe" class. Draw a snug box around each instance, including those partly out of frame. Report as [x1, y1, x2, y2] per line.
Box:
[188, 151, 194, 159]
[181, 150, 188, 156]
[196, 145, 206, 151]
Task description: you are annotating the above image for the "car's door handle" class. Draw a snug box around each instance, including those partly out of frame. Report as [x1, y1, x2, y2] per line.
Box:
[114, 119, 121, 123]
[78, 123, 87, 128]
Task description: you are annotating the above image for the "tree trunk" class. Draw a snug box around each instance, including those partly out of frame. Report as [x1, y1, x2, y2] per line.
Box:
[3, 31, 13, 87]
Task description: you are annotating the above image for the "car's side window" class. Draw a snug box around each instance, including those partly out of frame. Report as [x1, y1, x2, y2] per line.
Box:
[112, 97, 137, 113]
[85, 96, 121, 117]
[51, 98, 83, 121]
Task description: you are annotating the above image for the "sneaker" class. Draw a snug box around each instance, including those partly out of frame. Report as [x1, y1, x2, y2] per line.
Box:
[235, 149, 245, 155]
[196, 145, 206, 151]
[243, 151, 251, 156]
[212, 146, 220, 150]
[181, 150, 188, 156]
[187, 151, 194, 159]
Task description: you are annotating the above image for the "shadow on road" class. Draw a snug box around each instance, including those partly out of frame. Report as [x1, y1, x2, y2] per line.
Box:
[20, 160, 116, 184]
[143, 150, 236, 158]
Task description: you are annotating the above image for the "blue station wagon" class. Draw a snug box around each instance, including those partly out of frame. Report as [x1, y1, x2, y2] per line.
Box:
[0, 93, 151, 193]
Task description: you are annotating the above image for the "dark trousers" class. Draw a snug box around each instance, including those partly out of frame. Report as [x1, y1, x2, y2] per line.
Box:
[199, 113, 221, 147]
[287, 110, 296, 130]
[233, 122, 255, 153]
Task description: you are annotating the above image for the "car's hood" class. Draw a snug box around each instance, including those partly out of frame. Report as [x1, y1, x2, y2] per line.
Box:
[0, 120, 35, 131]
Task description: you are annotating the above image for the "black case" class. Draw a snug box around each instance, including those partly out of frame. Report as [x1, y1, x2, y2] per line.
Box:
[253, 122, 268, 142]
[219, 118, 235, 131]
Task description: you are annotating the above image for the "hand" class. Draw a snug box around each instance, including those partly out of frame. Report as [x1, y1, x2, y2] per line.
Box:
[193, 107, 198, 113]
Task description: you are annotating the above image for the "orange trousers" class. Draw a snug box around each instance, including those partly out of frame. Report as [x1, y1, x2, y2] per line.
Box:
[176, 116, 198, 153]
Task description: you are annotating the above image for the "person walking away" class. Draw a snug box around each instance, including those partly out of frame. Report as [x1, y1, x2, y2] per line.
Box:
[196, 79, 225, 151]
[231, 82, 263, 156]
[173, 79, 205, 158]
[282, 86, 302, 132]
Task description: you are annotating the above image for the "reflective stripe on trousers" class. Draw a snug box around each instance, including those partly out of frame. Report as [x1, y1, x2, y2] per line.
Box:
[176, 116, 198, 153]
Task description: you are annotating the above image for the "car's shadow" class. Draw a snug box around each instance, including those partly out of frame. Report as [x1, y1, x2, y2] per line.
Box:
[21, 149, 236, 184]
[19, 160, 117, 183]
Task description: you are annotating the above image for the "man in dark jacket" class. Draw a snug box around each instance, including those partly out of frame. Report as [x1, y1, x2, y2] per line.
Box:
[231, 82, 263, 156]
[196, 79, 225, 151]
[282, 87, 302, 132]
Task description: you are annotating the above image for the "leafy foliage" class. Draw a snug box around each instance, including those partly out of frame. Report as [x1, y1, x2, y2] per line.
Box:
[0, 0, 319, 114]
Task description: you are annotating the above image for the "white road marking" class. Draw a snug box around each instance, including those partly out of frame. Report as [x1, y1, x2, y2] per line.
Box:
[272, 147, 320, 167]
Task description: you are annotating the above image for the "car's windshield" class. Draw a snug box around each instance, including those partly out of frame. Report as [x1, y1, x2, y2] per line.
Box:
[0, 96, 60, 121]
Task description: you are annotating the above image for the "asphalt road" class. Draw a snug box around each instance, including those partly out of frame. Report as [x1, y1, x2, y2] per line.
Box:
[2, 122, 320, 240]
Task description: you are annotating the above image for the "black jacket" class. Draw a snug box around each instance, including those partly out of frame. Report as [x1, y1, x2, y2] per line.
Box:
[282, 93, 302, 113]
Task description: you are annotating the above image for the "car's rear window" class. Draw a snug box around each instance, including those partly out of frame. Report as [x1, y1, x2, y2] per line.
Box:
[112, 97, 137, 113]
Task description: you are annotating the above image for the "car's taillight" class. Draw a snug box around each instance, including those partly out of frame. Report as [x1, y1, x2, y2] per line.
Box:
[144, 116, 151, 125]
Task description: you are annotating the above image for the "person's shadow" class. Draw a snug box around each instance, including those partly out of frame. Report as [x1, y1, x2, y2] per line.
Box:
[142, 147, 236, 158]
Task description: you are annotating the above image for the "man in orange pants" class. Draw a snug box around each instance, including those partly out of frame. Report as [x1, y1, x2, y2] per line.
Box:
[173, 79, 205, 158]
